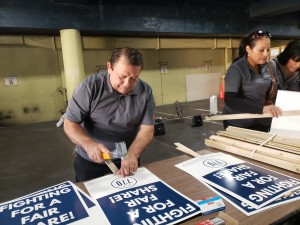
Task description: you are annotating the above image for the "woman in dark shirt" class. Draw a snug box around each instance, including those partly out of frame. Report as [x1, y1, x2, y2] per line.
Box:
[270, 40, 300, 92]
[223, 30, 282, 132]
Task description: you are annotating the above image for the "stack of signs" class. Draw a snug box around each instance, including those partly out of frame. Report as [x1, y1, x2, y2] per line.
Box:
[84, 167, 201, 225]
[175, 152, 300, 216]
[0, 181, 108, 225]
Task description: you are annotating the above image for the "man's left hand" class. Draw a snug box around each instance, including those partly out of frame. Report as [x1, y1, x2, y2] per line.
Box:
[117, 154, 138, 177]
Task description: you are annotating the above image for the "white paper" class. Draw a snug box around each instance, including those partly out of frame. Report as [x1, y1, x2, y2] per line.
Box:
[270, 90, 300, 139]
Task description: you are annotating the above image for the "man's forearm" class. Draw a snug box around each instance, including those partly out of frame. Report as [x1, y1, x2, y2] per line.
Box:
[63, 118, 94, 150]
[127, 125, 154, 158]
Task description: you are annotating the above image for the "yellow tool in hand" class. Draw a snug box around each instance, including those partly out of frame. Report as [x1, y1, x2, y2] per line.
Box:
[102, 142, 128, 174]
[102, 141, 128, 160]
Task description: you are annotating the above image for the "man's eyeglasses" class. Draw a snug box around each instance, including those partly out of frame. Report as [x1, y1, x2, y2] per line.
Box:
[248, 30, 272, 42]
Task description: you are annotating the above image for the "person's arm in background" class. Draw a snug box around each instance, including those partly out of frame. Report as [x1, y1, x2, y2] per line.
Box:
[225, 92, 281, 117]
[225, 92, 262, 113]
[118, 124, 154, 177]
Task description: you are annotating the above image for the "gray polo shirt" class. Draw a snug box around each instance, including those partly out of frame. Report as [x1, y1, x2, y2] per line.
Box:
[223, 56, 272, 128]
[65, 71, 155, 161]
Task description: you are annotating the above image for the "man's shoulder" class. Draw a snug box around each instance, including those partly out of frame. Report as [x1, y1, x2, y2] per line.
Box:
[83, 71, 108, 85]
[138, 78, 151, 87]
[136, 79, 153, 93]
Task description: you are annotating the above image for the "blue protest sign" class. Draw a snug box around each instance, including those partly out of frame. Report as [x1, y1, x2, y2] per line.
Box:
[0, 182, 89, 225]
[206, 183, 300, 216]
[85, 167, 201, 225]
[176, 152, 300, 209]
[203, 162, 300, 208]
[98, 181, 198, 225]
[77, 191, 95, 209]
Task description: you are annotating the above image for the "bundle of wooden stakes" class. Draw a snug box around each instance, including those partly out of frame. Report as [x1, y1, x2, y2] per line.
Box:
[205, 126, 300, 174]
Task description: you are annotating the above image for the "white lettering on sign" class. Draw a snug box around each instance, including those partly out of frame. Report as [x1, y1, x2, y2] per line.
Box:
[125, 194, 158, 207]
[1, 186, 71, 214]
[249, 179, 300, 202]
[109, 185, 157, 203]
[213, 165, 251, 179]
[133, 203, 197, 225]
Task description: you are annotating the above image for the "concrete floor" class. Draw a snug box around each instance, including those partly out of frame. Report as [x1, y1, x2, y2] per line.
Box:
[0, 98, 224, 203]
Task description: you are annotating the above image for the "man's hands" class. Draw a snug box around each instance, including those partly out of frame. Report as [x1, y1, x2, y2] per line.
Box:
[64, 118, 153, 177]
[117, 154, 139, 177]
[64, 118, 111, 164]
[86, 142, 139, 177]
[85, 142, 110, 163]
[116, 124, 154, 177]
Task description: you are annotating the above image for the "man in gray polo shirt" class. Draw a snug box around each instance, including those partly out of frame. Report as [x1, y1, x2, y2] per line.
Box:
[64, 47, 155, 182]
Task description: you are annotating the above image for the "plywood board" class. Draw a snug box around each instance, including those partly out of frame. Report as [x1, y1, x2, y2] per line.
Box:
[270, 90, 300, 139]
[186, 73, 221, 101]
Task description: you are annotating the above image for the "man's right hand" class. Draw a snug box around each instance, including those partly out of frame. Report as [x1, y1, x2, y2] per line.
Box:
[85, 142, 110, 163]
[63, 118, 110, 163]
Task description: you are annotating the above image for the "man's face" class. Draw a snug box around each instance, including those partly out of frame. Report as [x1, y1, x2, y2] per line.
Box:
[107, 56, 142, 94]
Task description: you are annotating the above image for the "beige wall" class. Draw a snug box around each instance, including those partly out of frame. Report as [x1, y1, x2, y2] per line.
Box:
[0, 35, 290, 125]
[158, 49, 224, 104]
[0, 46, 64, 125]
[80, 48, 225, 105]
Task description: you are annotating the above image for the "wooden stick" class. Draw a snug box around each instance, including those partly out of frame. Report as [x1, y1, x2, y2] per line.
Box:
[223, 126, 300, 151]
[205, 139, 300, 174]
[205, 110, 300, 121]
[209, 135, 300, 164]
[174, 142, 200, 157]
[267, 143, 300, 153]
[226, 126, 272, 139]
[219, 133, 300, 154]
[218, 131, 266, 144]
[217, 126, 300, 154]
[105, 160, 119, 174]
[273, 136, 300, 148]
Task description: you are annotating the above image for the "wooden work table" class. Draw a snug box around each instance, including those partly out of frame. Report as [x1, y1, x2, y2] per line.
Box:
[77, 149, 300, 225]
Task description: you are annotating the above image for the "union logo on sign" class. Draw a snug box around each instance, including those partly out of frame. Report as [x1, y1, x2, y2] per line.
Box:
[111, 177, 137, 189]
[203, 159, 227, 168]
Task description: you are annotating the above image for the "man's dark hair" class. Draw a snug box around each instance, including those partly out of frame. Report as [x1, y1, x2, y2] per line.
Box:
[109, 47, 143, 69]
[277, 40, 300, 65]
